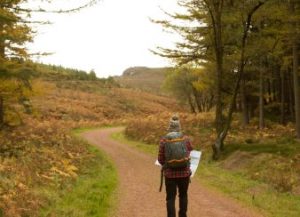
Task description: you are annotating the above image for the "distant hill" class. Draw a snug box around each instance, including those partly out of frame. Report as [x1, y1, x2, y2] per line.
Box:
[114, 66, 172, 95]
[30, 64, 181, 121]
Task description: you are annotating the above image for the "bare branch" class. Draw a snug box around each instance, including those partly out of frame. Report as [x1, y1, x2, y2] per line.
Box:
[11, 0, 100, 14]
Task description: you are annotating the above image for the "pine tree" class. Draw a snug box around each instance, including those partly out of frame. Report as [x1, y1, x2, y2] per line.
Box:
[153, 0, 269, 159]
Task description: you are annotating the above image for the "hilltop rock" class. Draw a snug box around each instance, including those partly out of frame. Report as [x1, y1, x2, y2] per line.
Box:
[115, 66, 173, 95]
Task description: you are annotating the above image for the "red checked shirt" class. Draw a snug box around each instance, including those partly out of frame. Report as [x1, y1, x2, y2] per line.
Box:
[158, 135, 193, 178]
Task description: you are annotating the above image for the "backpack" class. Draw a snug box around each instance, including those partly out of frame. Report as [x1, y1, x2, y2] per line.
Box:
[164, 132, 190, 169]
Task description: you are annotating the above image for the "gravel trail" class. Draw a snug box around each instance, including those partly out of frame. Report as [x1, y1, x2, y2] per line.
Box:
[82, 127, 263, 217]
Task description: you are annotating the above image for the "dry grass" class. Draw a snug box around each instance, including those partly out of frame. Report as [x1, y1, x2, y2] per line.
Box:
[125, 112, 300, 194]
[0, 78, 182, 216]
[125, 112, 215, 150]
[0, 118, 91, 216]
[31, 80, 182, 122]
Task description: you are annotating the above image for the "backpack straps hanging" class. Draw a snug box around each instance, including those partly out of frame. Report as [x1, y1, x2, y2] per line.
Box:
[159, 167, 164, 192]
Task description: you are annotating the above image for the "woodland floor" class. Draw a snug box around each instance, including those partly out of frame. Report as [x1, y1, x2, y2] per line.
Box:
[82, 128, 264, 217]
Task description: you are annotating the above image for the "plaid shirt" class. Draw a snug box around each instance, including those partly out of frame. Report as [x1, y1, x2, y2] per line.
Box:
[158, 135, 193, 178]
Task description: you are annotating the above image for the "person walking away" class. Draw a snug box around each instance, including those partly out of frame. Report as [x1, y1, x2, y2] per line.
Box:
[158, 115, 193, 217]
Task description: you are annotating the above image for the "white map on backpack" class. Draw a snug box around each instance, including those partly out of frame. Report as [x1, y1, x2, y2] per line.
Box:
[155, 150, 202, 178]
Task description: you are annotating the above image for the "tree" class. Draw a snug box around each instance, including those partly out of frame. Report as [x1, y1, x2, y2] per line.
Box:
[163, 67, 198, 113]
[289, 0, 300, 138]
[153, 0, 269, 159]
[89, 69, 97, 80]
[192, 67, 215, 112]
[0, 0, 100, 127]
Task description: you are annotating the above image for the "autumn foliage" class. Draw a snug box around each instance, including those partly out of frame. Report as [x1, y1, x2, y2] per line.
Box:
[125, 112, 214, 149]
[125, 113, 300, 194]
[0, 67, 182, 216]
[0, 118, 89, 216]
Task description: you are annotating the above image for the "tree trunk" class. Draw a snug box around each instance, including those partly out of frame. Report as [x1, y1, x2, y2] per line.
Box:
[192, 87, 202, 112]
[0, 96, 4, 127]
[204, 0, 224, 158]
[259, 68, 265, 129]
[0, 21, 5, 59]
[0, 43, 4, 59]
[287, 70, 295, 120]
[273, 68, 279, 102]
[187, 94, 196, 113]
[212, 1, 265, 159]
[267, 79, 272, 103]
[292, 41, 300, 138]
[289, 0, 300, 138]
[207, 94, 214, 112]
[241, 77, 249, 126]
[275, 65, 282, 105]
[280, 70, 286, 125]
[212, 3, 224, 159]
[215, 22, 224, 134]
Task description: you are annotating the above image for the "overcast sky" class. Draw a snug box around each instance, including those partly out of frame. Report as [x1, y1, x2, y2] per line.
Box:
[28, 0, 181, 78]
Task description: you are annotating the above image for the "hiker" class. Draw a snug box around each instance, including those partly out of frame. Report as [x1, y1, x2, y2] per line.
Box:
[158, 114, 193, 217]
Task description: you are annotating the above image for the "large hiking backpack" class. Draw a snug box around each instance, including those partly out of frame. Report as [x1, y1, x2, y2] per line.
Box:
[164, 132, 190, 169]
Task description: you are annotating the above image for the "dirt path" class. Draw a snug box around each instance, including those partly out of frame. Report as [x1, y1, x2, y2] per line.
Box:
[82, 128, 263, 217]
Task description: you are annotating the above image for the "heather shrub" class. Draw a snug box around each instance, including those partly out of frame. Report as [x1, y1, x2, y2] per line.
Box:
[125, 112, 215, 149]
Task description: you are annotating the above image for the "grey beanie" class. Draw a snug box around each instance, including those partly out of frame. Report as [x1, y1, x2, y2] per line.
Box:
[167, 114, 181, 132]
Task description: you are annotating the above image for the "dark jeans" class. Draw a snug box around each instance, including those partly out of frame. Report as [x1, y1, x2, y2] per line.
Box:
[165, 177, 190, 217]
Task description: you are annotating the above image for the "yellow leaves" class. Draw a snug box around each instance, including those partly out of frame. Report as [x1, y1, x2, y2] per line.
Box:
[0, 164, 5, 172]
[62, 159, 78, 178]
[16, 182, 27, 191]
[50, 165, 78, 178]
[2, 193, 13, 202]
[46, 128, 53, 134]
[0, 79, 20, 93]
[193, 80, 208, 91]
[48, 159, 78, 178]
[66, 168, 78, 178]
[50, 167, 70, 177]
[39, 174, 54, 181]
[0, 181, 28, 208]
[67, 152, 74, 159]
[61, 159, 70, 166]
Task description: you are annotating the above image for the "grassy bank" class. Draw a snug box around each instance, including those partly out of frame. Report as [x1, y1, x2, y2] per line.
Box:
[39, 134, 118, 217]
[111, 131, 300, 217]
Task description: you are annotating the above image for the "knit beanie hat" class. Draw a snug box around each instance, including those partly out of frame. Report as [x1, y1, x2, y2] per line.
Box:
[167, 114, 181, 132]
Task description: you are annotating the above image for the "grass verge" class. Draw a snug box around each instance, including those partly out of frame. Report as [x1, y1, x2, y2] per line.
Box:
[111, 131, 158, 156]
[71, 125, 118, 134]
[111, 130, 300, 217]
[39, 132, 118, 217]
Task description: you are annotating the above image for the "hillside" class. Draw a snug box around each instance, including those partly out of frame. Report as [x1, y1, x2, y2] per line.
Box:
[0, 64, 182, 216]
[114, 66, 172, 95]
[31, 64, 182, 122]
